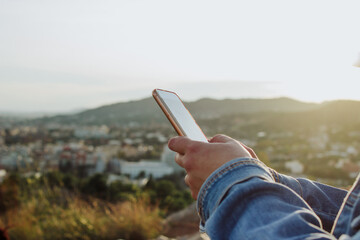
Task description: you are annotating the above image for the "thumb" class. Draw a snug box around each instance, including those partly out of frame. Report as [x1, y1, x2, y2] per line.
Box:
[209, 134, 233, 143]
[239, 143, 258, 159]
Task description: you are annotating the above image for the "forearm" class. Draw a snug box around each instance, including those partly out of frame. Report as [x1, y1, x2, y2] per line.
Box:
[270, 170, 348, 232]
[197, 158, 337, 239]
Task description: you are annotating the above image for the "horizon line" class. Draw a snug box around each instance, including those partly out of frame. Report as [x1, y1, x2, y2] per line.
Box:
[1, 95, 359, 116]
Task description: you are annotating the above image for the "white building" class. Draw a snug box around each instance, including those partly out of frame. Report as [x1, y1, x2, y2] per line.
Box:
[120, 160, 174, 179]
[285, 160, 304, 174]
[347, 146, 358, 156]
[74, 125, 110, 139]
[161, 145, 183, 172]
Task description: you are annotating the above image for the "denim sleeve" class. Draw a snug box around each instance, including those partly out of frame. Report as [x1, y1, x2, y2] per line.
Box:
[270, 170, 348, 232]
[197, 158, 338, 240]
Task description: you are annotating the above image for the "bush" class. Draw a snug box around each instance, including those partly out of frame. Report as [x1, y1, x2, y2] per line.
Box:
[1, 186, 162, 240]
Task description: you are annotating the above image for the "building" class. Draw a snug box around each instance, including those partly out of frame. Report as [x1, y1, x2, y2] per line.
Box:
[57, 145, 107, 177]
[120, 160, 174, 179]
[161, 145, 183, 173]
[0, 146, 33, 170]
[285, 160, 304, 175]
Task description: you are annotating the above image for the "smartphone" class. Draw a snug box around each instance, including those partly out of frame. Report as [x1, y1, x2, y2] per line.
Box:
[152, 89, 208, 142]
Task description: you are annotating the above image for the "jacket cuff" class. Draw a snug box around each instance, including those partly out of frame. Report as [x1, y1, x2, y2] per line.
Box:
[196, 157, 275, 229]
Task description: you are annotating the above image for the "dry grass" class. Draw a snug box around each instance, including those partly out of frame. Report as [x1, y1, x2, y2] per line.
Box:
[0, 187, 163, 240]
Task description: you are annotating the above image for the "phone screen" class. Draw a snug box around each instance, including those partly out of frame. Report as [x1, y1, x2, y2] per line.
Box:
[154, 89, 208, 142]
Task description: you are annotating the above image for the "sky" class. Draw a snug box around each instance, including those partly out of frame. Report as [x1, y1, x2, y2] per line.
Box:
[0, 0, 359, 113]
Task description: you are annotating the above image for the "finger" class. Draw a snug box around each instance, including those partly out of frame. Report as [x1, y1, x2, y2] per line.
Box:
[184, 174, 190, 186]
[184, 174, 203, 191]
[209, 134, 233, 143]
[175, 153, 185, 168]
[168, 136, 192, 155]
[239, 143, 258, 159]
[191, 189, 199, 200]
[184, 175, 200, 199]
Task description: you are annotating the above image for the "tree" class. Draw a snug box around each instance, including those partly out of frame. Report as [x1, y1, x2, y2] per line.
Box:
[155, 180, 175, 200]
[81, 173, 108, 199]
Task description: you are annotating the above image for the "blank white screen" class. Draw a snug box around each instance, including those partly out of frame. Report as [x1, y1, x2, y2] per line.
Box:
[157, 90, 207, 142]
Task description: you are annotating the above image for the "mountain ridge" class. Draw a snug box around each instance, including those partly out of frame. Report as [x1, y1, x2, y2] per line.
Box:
[7, 97, 360, 126]
[24, 97, 316, 125]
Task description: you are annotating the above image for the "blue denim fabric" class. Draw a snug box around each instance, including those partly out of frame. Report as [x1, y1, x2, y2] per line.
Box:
[196, 157, 360, 239]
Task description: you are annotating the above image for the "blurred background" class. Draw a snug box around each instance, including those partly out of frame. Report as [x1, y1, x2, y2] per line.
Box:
[0, 1, 360, 239]
[1, 0, 360, 113]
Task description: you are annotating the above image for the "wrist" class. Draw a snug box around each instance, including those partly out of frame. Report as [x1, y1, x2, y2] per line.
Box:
[196, 157, 274, 228]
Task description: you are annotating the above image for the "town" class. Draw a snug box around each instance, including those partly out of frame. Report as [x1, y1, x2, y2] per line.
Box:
[1, 110, 360, 188]
[0, 123, 182, 184]
[1, 100, 360, 239]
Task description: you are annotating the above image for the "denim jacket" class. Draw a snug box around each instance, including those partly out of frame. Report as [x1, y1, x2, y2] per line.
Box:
[196, 157, 360, 239]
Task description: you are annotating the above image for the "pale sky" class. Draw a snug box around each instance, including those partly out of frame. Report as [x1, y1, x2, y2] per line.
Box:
[0, 0, 359, 112]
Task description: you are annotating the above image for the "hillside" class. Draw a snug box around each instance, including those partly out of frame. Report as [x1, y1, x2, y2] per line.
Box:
[27, 97, 318, 126]
[17, 97, 360, 127]
[187, 97, 319, 118]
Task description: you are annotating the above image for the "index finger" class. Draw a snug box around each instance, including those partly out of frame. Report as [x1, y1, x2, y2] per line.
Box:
[239, 142, 258, 159]
[168, 136, 192, 155]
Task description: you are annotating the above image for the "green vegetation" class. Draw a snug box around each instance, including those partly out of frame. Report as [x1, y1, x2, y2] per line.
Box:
[0, 172, 193, 240]
[2, 97, 360, 238]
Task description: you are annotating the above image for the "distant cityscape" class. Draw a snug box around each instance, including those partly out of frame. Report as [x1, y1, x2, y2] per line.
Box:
[0, 124, 183, 186]
[1, 97, 360, 188]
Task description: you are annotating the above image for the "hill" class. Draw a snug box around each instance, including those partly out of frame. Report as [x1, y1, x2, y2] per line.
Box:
[25, 97, 323, 126]
[6, 97, 359, 128]
[187, 97, 319, 118]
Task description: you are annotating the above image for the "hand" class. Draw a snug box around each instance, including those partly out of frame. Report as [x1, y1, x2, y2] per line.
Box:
[168, 134, 258, 199]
